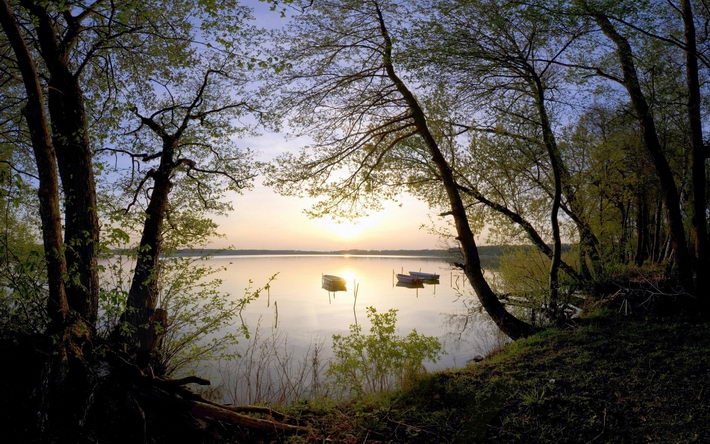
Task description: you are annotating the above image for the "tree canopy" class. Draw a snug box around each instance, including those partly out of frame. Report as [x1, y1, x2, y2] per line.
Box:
[268, 0, 709, 314]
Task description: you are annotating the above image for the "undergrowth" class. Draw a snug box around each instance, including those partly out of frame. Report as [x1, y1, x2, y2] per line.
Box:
[286, 309, 710, 443]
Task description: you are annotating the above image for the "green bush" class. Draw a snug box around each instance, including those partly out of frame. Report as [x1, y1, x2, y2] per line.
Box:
[496, 246, 579, 323]
[98, 252, 269, 377]
[327, 306, 442, 398]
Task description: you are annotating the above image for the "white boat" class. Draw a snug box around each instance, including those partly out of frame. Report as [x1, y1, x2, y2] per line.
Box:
[408, 271, 440, 280]
[396, 273, 423, 284]
[322, 274, 347, 291]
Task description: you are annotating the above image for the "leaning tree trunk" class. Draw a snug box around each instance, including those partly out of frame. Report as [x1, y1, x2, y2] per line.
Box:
[375, 3, 535, 339]
[122, 134, 176, 367]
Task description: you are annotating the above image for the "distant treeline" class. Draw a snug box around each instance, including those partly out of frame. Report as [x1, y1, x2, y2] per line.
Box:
[173, 248, 457, 257]
[169, 245, 561, 270]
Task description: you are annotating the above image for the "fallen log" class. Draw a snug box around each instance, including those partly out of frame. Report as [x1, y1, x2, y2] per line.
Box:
[190, 400, 308, 433]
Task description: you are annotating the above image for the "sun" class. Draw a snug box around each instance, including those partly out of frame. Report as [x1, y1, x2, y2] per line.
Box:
[338, 269, 358, 283]
[317, 213, 384, 241]
[325, 219, 366, 240]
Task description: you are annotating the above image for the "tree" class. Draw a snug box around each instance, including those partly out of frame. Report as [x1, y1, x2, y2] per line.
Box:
[0, 0, 73, 334]
[0, 0, 287, 440]
[560, 105, 654, 268]
[680, 0, 708, 300]
[415, 0, 709, 304]
[267, 0, 535, 338]
[408, 0, 603, 315]
[572, 0, 699, 296]
[111, 66, 258, 366]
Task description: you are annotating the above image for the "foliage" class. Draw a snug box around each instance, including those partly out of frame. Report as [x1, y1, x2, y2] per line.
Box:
[0, 246, 48, 335]
[264, 0, 423, 219]
[98, 250, 271, 376]
[496, 246, 580, 323]
[497, 247, 550, 299]
[0, 161, 48, 335]
[155, 256, 269, 376]
[327, 306, 442, 398]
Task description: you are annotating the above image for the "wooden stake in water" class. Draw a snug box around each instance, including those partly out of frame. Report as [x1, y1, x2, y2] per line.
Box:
[274, 300, 279, 329]
[353, 280, 359, 326]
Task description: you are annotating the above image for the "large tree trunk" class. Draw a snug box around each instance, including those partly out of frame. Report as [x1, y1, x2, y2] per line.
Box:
[591, 11, 694, 292]
[1, 3, 97, 441]
[0, 0, 69, 328]
[28, 0, 100, 326]
[48, 74, 100, 326]
[375, 3, 535, 339]
[122, 135, 175, 366]
[682, 0, 709, 304]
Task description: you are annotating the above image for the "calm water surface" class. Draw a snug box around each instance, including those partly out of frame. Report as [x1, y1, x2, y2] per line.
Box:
[213, 254, 505, 370]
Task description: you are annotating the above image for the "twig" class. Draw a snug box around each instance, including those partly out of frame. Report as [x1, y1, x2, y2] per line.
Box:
[587, 407, 607, 443]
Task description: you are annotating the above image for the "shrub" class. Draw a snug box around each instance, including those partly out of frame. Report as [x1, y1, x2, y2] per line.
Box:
[327, 306, 442, 398]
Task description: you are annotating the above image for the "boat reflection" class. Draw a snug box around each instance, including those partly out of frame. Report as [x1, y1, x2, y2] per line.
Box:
[395, 280, 424, 289]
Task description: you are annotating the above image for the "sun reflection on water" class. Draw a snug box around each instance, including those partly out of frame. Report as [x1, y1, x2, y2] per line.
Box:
[338, 269, 357, 281]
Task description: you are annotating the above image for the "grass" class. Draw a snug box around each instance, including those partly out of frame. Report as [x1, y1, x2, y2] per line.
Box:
[284, 309, 710, 443]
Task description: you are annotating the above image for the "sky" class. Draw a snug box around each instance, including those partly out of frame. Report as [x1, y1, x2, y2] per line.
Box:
[200, 4, 454, 251]
[201, 3, 451, 251]
[208, 132, 450, 251]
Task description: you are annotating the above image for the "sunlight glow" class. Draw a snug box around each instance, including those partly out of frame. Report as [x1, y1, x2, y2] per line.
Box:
[338, 269, 358, 284]
[316, 214, 383, 241]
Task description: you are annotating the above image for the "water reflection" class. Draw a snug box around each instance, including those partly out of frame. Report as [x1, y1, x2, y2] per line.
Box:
[395, 280, 424, 289]
[214, 255, 498, 360]
[201, 254, 506, 402]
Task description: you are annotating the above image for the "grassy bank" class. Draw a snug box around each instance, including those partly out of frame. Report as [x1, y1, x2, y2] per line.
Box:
[286, 310, 710, 443]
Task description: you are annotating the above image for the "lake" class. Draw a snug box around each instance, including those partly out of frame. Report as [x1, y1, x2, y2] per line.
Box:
[201, 254, 507, 403]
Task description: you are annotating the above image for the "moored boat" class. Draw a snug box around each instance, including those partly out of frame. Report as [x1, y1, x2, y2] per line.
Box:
[322, 274, 347, 291]
[396, 273, 423, 284]
[408, 271, 440, 280]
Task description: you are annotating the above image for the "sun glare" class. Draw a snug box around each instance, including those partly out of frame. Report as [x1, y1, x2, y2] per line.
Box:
[318, 215, 381, 241]
[338, 269, 358, 283]
[327, 220, 364, 239]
